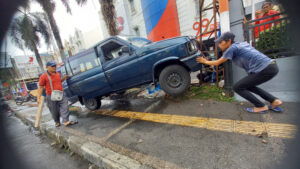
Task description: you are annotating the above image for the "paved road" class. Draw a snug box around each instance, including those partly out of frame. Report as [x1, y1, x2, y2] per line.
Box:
[2, 115, 91, 169]
[9, 97, 299, 169]
[68, 99, 298, 169]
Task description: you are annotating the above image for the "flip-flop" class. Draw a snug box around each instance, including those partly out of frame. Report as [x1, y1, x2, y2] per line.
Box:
[64, 121, 78, 126]
[55, 123, 61, 127]
[244, 107, 267, 114]
[267, 105, 283, 112]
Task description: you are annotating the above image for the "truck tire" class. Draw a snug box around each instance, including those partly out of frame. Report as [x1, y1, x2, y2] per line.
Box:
[159, 65, 190, 96]
[83, 97, 101, 110]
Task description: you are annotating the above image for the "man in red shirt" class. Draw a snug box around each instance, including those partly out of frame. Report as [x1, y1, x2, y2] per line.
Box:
[254, 2, 280, 38]
[37, 61, 77, 127]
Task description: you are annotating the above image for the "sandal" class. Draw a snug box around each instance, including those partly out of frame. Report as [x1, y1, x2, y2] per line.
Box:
[244, 107, 267, 114]
[268, 105, 283, 112]
[55, 123, 61, 127]
[64, 121, 78, 126]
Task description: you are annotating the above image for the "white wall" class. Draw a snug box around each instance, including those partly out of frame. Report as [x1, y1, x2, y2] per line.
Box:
[83, 28, 104, 48]
[115, 0, 131, 35]
[176, 0, 198, 36]
[123, 0, 147, 38]
[176, 0, 219, 39]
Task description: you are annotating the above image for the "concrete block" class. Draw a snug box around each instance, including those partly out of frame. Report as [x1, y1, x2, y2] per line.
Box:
[81, 142, 142, 169]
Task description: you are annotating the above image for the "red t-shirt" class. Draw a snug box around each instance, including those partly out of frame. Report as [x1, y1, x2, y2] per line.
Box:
[254, 10, 280, 37]
[39, 72, 63, 95]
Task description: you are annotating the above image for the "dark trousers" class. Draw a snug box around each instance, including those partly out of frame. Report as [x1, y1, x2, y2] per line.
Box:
[46, 92, 69, 123]
[233, 63, 279, 107]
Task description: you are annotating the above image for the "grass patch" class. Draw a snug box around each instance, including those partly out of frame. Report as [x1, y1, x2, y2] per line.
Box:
[186, 84, 235, 102]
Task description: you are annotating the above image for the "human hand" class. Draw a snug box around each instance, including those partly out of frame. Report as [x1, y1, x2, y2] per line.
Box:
[62, 75, 70, 81]
[37, 97, 40, 104]
[196, 56, 207, 64]
[243, 17, 247, 24]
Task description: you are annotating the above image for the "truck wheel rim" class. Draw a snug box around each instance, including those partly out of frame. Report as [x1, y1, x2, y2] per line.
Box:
[167, 72, 182, 88]
[86, 99, 95, 107]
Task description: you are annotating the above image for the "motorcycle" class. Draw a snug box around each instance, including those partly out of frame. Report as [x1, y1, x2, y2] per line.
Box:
[14, 94, 37, 105]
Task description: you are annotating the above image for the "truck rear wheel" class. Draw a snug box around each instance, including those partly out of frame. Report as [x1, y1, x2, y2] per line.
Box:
[83, 97, 101, 110]
[159, 65, 190, 96]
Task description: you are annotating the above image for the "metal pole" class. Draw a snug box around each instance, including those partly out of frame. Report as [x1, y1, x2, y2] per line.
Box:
[251, 0, 256, 20]
[213, 0, 219, 87]
[219, 0, 234, 97]
[198, 0, 204, 86]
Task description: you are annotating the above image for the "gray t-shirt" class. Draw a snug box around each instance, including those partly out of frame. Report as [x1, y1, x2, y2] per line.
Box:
[221, 42, 272, 74]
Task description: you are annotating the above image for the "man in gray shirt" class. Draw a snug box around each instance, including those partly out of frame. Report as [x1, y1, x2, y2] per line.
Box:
[197, 32, 282, 113]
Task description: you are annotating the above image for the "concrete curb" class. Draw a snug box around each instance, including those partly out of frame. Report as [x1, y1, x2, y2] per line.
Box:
[12, 100, 165, 169]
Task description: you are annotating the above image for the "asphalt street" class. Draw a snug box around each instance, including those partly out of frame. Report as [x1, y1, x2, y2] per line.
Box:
[2, 115, 91, 169]
[70, 98, 298, 169]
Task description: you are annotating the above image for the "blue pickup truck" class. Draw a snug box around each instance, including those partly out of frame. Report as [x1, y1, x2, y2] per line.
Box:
[60, 36, 202, 110]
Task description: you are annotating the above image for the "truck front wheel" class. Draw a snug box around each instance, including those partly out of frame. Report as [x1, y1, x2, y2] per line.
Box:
[83, 97, 101, 110]
[159, 65, 190, 96]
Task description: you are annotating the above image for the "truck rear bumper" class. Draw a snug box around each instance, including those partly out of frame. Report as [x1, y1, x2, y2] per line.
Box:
[180, 51, 202, 72]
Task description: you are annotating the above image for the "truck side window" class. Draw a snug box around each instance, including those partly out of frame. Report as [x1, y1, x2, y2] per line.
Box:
[60, 65, 67, 77]
[100, 41, 127, 63]
[69, 51, 99, 75]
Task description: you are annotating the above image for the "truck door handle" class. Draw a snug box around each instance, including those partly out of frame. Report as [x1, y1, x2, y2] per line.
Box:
[106, 72, 111, 77]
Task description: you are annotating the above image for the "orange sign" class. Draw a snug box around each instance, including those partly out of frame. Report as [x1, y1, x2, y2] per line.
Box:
[193, 18, 219, 39]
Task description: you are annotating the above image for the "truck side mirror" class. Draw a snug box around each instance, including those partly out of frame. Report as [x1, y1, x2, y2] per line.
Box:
[121, 46, 131, 54]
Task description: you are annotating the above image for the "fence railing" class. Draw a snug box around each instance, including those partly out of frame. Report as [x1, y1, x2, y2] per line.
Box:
[245, 12, 294, 57]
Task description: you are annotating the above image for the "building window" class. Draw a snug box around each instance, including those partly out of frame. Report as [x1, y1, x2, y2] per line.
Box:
[133, 27, 140, 36]
[129, 0, 136, 14]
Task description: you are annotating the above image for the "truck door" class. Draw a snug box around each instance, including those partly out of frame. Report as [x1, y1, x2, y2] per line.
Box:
[67, 49, 112, 98]
[98, 39, 142, 91]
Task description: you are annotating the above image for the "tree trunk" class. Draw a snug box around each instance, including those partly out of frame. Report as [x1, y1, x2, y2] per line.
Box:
[47, 12, 66, 62]
[40, 1, 66, 62]
[99, 0, 118, 36]
[32, 40, 45, 72]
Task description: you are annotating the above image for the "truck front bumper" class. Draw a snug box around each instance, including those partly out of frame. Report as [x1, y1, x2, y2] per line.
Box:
[180, 51, 202, 72]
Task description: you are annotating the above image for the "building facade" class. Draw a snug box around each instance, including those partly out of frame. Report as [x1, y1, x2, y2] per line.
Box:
[97, 0, 267, 42]
[97, 0, 221, 42]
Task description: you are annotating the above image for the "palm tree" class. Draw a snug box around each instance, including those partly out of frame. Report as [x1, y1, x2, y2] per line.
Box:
[76, 0, 118, 36]
[9, 10, 50, 71]
[35, 0, 72, 62]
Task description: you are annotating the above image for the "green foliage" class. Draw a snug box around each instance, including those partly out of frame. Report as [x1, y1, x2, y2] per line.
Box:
[187, 85, 235, 102]
[256, 22, 291, 58]
[9, 12, 50, 51]
[9, 11, 50, 71]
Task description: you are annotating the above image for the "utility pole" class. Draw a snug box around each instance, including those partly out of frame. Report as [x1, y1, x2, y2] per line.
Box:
[219, 0, 234, 97]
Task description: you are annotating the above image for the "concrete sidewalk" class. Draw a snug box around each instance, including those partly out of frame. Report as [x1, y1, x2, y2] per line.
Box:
[9, 100, 183, 169]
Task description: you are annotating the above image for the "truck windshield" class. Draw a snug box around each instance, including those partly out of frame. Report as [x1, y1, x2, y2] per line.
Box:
[118, 36, 151, 48]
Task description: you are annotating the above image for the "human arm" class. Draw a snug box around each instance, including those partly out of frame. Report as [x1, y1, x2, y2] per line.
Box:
[37, 86, 44, 104]
[61, 75, 70, 82]
[196, 57, 228, 66]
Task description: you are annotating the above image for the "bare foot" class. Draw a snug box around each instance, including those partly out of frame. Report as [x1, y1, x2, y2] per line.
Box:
[253, 105, 269, 112]
[271, 99, 282, 108]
